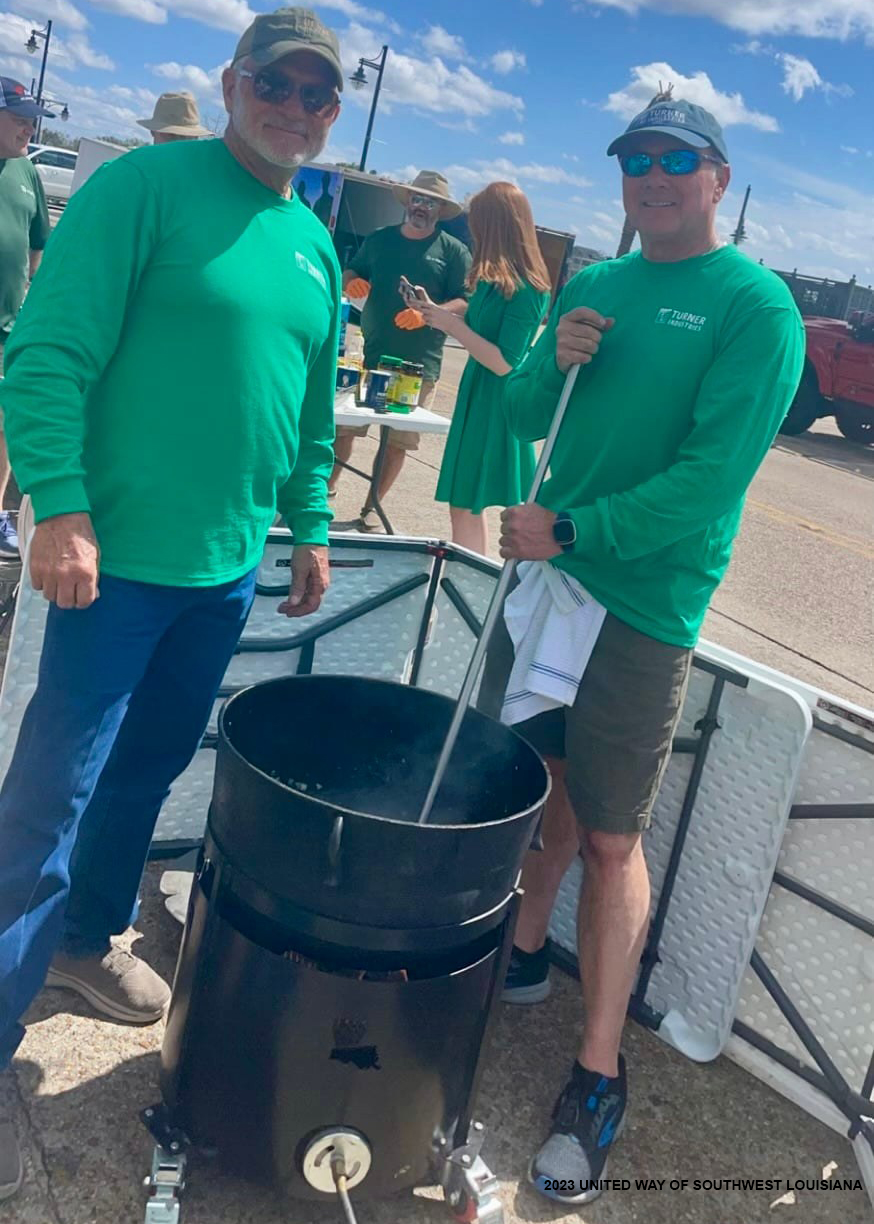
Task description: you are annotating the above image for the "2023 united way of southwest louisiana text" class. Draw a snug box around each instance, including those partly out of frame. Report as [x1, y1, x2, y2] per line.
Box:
[540, 1177, 863, 1194]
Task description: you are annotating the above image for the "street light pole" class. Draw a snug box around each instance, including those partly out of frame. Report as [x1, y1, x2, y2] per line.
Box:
[26, 19, 53, 142]
[352, 45, 388, 173]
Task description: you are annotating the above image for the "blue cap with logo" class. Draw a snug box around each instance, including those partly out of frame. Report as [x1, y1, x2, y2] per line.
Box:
[0, 76, 55, 120]
[607, 99, 728, 163]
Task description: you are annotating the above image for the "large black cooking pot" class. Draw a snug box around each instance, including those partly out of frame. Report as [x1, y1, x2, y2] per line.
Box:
[209, 675, 549, 937]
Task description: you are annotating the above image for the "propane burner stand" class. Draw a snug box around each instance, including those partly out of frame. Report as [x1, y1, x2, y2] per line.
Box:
[140, 674, 549, 1223]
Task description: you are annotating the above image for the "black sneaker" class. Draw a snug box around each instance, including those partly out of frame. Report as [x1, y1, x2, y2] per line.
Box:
[501, 943, 550, 1004]
[529, 1056, 627, 1204]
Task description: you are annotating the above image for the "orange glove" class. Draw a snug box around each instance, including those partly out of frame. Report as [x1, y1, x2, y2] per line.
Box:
[345, 278, 371, 299]
[394, 308, 426, 330]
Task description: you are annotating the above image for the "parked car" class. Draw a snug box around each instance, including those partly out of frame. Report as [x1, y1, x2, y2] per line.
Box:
[27, 145, 78, 203]
[779, 312, 874, 444]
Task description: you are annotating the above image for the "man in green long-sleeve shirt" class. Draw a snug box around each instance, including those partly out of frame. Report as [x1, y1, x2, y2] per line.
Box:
[479, 101, 804, 1205]
[0, 8, 344, 1199]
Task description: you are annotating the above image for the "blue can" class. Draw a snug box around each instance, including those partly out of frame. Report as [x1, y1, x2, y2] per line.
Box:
[355, 369, 392, 411]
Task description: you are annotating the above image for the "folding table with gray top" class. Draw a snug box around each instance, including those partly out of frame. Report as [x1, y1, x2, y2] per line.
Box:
[333, 389, 449, 534]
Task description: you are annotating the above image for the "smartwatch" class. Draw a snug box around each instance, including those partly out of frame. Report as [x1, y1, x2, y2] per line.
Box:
[552, 512, 577, 553]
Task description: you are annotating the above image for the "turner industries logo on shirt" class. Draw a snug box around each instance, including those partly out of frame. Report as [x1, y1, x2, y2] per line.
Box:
[655, 306, 707, 333]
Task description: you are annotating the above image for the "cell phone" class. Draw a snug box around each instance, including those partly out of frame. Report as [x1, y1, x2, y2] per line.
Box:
[399, 276, 425, 304]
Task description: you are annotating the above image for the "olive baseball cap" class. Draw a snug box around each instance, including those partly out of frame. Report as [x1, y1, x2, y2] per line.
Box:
[607, 99, 728, 162]
[232, 7, 343, 91]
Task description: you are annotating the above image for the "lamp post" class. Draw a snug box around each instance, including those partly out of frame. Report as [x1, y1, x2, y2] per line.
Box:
[25, 19, 53, 142]
[350, 45, 388, 173]
[42, 98, 70, 123]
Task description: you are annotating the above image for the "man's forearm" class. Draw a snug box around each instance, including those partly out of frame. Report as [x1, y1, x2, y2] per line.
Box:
[28, 249, 43, 279]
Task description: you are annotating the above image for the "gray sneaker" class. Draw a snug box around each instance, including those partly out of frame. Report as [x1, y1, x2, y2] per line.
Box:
[0, 1121, 22, 1202]
[45, 946, 170, 1023]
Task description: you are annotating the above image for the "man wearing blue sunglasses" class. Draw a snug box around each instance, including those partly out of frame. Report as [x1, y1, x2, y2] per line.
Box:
[482, 99, 805, 1204]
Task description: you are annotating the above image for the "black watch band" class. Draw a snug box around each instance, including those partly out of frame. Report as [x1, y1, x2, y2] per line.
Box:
[552, 511, 577, 553]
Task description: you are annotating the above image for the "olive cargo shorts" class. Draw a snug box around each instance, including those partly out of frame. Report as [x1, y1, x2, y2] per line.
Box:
[477, 605, 693, 836]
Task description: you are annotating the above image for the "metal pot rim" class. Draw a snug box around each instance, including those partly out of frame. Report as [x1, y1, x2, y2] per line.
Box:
[217, 675, 552, 832]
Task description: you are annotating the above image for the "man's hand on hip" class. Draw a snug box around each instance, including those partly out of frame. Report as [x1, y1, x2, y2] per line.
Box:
[279, 545, 330, 618]
[500, 505, 561, 561]
[30, 512, 100, 609]
[556, 308, 614, 373]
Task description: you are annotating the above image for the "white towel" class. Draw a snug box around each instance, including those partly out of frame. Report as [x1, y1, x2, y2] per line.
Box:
[500, 560, 607, 726]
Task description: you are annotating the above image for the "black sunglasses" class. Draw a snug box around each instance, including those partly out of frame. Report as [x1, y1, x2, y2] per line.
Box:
[619, 149, 723, 178]
[238, 67, 339, 116]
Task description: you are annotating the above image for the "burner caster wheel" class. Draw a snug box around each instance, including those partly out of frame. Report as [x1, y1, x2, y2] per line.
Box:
[143, 1144, 186, 1224]
[440, 1122, 504, 1224]
[448, 1189, 504, 1224]
[141, 1104, 189, 1224]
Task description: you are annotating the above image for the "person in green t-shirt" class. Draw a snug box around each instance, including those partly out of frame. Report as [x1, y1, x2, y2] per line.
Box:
[0, 77, 52, 558]
[477, 101, 804, 1207]
[329, 170, 472, 531]
[0, 10, 345, 1200]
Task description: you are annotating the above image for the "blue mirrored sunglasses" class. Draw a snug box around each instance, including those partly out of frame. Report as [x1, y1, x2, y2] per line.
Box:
[619, 149, 723, 178]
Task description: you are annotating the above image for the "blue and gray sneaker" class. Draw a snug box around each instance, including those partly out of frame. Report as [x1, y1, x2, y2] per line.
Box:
[529, 1055, 627, 1204]
[501, 943, 550, 1004]
[0, 512, 18, 558]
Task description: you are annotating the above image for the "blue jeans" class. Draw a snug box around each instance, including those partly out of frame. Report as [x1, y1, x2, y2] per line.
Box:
[0, 570, 256, 1069]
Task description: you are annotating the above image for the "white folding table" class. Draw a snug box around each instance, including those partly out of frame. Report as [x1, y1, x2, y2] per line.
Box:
[334, 390, 450, 534]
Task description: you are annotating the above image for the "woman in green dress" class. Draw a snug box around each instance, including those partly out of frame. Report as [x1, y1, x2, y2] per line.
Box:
[420, 182, 551, 555]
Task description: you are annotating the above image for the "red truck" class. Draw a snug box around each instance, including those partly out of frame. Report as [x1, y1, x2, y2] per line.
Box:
[780, 312, 874, 444]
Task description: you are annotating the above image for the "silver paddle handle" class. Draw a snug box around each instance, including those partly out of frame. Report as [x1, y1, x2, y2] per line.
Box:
[417, 363, 581, 825]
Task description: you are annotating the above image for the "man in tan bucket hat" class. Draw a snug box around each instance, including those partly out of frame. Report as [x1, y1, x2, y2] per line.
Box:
[330, 169, 471, 531]
[137, 90, 212, 142]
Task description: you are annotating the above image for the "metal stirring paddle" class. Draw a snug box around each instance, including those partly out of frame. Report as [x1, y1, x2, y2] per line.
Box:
[417, 364, 581, 825]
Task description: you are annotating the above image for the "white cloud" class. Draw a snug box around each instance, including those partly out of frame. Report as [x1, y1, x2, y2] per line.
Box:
[313, 0, 399, 31]
[85, 0, 166, 22]
[151, 60, 225, 105]
[734, 42, 852, 99]
[605, 62, 779, 132]
[418, 25, 469, 61]
[441, 157, 592, 194]
[29, 0, 89, 29]
[66, 34, 115, 70]
[490, 49, 527, 74]
[0, 12, 114, 72]
[840, 144, 860, 154]
[574, 0, 874, 44]
[777, 52, 852, 100]
[341, 21, 524, 121]
[499, 130, 525, 145]
[712, 164, 874, 281]
[777, 52, 821, 100]
[108, 83, 158, 106]
[163, 0, 254, 32]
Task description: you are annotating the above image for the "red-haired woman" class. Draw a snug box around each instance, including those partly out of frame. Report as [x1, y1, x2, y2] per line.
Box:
[421, 181, 550, 555]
